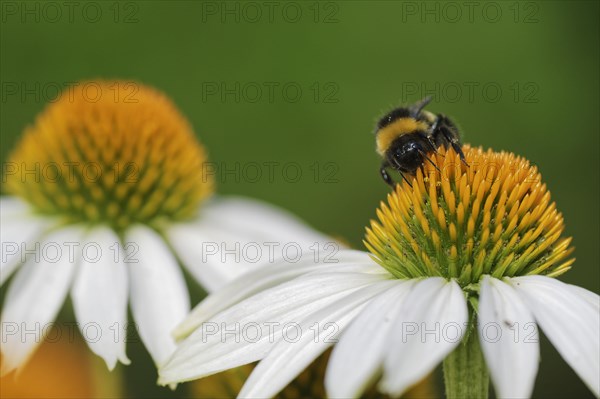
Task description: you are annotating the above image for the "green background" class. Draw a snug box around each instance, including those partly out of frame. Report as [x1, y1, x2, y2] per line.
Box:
[1, 1, 598, 398]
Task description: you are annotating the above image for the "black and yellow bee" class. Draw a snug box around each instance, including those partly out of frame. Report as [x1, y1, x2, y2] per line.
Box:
[375, 96, 466, 187]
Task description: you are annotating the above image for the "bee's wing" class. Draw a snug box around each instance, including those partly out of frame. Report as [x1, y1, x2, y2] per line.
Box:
[409, 96, 432, 116]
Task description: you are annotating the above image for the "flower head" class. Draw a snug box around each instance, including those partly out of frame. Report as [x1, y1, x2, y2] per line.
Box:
[159, 146, 598, 399]
[366, 146, 574, 284]
[0, 81, 330, 375]
[4, 81, 213, 231]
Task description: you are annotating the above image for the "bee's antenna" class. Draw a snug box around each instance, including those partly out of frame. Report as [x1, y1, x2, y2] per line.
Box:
[410, 96, 432, 117]
[399, 172, 413, 188]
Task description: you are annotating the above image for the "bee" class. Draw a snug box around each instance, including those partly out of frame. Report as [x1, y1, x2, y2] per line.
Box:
[375, 96, 467, 187]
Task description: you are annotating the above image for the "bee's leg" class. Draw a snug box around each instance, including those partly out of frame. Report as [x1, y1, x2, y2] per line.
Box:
[417, 149, 441, 172]
[420, 131, 444, 162]
[438, 124, 468, 166]
[380, 161, 395, 187]
[426, 136, 444, 157]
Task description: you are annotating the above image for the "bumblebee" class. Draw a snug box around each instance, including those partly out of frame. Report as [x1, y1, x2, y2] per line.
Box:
[375, 96, 466, 186]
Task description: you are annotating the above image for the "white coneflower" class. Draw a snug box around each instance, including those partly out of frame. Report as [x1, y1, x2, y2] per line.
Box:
[159, 146, 599, 398]
[0, 81, 330, 374]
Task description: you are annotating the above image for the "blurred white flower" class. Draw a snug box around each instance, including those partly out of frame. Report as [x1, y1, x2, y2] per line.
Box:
[0, 81, 331, 374]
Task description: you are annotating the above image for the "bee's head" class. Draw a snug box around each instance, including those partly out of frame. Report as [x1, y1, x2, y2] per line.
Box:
[387, 135, 427, 174]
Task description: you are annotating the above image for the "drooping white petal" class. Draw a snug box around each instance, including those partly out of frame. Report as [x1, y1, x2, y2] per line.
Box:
[1, 214, 52, 286]
[510, 276, 600, 397]
[478, 276, 539, 399]
[380, 278, 468, 397]
[199, 196, 331, 246]
[0, 226, 83, 375]
[172, 249, 378, 340]
[158, 268, 390, 385]
[238, 279, 398, 399]
[166, 222, 238, 292]
[126, 225, 190, 366]
[325, 279, 416, 398]
[169, 198, 340, 293]
[71, 227, 130, 370]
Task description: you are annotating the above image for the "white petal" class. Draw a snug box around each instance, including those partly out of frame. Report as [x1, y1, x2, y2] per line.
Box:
[199, 196, 331, 245]
[325, 280, 416, 398]
[564, 284, 600, 310]
[158, 268, 389, 385]
[71, 227, 130, 370]
[0, 196, 32, 220]
[1, 214, 51, 286]
[239, 279, 398, 398]
[173, 249, 378, 340]
[380, 278, 468, 397]
[166, 220, 258, 293]
[170, 197, 340, 292]
[510, 276, 600, 397]
[126, 225, 190, 366]
[0, 226, 83, 375]
[478, 276, 539, 398]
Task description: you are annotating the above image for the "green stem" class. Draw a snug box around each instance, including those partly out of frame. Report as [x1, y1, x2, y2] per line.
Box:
[443, 330, 489, 399]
